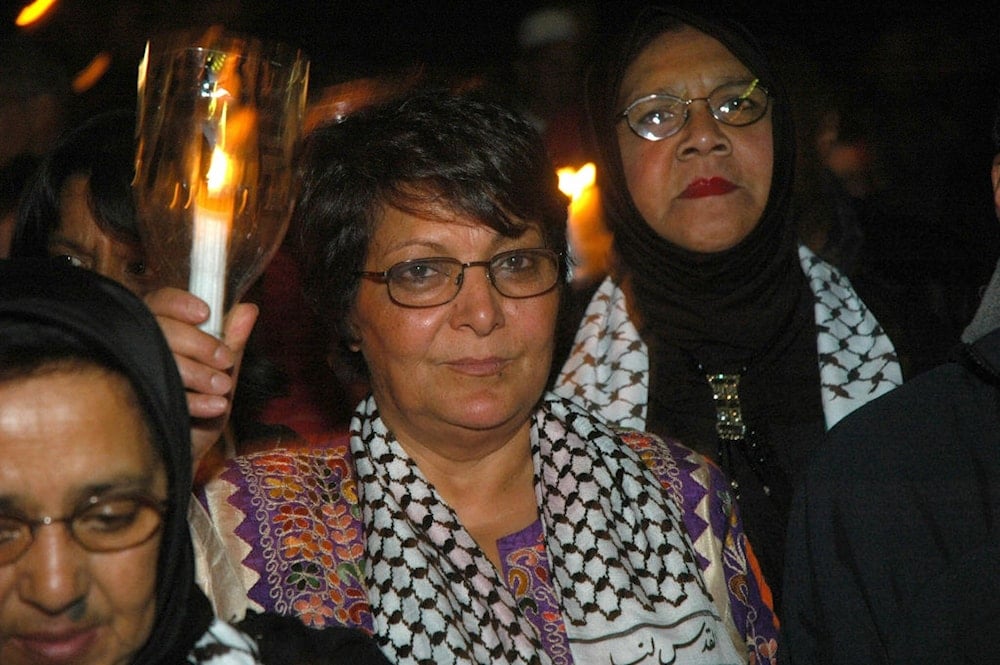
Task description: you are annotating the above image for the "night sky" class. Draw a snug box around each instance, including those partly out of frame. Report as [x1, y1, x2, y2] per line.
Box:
[6, 0, 999, 98]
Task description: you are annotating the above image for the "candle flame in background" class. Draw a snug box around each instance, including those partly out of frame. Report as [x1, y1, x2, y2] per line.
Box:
[71, 51, 111, 93]
[557, 163, 596, 203]
[15, 0, 57, 27]
[556, 163, 611, 287]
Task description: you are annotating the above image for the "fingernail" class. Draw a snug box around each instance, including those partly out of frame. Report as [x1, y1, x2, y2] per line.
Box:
[213, 345, 235, 367]
[210, 372, 233, 394]
[192, 299, 211, 320]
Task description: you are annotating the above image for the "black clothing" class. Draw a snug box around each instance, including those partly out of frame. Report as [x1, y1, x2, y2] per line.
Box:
[782, 327, 1000, 664]
[582, 3, 826, 608]
[238, 612, 391, 665]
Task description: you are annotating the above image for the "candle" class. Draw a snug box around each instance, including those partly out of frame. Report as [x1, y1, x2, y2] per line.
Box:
[557, 163, 612, 287]
[190, 143, 233, 338]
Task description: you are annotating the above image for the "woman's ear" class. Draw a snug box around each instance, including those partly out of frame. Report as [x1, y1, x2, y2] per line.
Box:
[344, 312, 362, 352]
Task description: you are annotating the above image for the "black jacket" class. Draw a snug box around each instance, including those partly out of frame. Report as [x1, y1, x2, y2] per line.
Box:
[782, 328, 1000, 664]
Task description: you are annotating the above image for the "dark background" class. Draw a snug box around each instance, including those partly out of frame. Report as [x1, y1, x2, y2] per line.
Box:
[6, 0, 1000, 316]
[5, 0, 1000, 374]
[5, 0, 1000, 104]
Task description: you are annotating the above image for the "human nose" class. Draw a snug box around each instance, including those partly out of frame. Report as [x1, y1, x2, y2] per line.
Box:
[450, 264, 504, 335]
[16, 524, 87, 615]
[676, 100, 731, 159]
[92, 247, 129, 290]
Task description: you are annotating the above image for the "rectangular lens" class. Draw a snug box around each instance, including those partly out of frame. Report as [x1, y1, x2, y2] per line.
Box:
[388, 258, 458, 305]
[492, 250, 556, 296]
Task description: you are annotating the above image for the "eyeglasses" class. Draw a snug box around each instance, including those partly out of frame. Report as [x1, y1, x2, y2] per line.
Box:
[357, 248, 562, 308]
[0, 494, 167, 566]
[619, 78, 770, 141]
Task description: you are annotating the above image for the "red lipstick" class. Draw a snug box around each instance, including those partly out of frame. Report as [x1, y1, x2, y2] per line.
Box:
[679, 177, 737, 199]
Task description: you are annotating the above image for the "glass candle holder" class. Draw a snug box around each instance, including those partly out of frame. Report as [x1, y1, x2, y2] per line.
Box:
[134, 27, 309, 337]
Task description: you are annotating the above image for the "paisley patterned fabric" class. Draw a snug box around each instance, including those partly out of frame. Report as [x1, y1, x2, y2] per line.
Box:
[194, 398, 779, 664]
[554, 245, 903, 433]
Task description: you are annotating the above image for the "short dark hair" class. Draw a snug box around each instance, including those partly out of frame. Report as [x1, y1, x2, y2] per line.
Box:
[295, 89, 569, 374]
[11, 109, 137, 258]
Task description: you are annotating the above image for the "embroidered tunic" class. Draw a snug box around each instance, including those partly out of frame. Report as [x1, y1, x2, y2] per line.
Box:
[194, 396, 779, 664]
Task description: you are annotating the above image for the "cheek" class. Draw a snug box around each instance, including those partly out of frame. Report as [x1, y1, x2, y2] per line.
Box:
[102, 541, 160, 657]
[746, 139, 774, 216]
[739, 124, 775, 202]
[354, 300, 441, 370]
[619, 140, 668, 222]
[514, 295, 560, 358]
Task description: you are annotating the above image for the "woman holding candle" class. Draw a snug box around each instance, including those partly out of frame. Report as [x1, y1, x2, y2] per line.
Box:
[551, 3, 903, 610]
[195, 90, 779, 664]
[0, 259, 390, 665]
[9, 109, 266, 466]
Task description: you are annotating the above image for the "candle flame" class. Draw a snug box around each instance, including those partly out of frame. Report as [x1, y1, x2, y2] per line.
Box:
[557, 163, 596, 202]
[15, 0, 58, 27]
[205, 145, 231, 195]
[71, 52, 111, 93]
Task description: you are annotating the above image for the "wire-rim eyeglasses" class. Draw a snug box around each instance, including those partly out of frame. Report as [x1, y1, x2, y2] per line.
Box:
[357, 247, 562, 308]
[618, 78, 770, 141]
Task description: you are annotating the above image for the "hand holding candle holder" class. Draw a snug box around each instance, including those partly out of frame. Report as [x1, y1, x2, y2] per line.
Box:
[134, 27, 309, 338]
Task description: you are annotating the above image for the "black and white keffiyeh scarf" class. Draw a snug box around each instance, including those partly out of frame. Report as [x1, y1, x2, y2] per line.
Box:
[350, 394, 743, 664]
[555, 245, 903, 433]
[188, 619, 262, 664]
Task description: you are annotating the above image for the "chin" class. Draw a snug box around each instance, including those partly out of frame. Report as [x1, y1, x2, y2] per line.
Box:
[449, 392, 533, 432]
[676, 219, 757, 253]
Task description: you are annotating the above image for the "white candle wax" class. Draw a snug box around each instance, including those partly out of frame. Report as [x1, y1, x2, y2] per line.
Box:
[190, 204, 230, 337]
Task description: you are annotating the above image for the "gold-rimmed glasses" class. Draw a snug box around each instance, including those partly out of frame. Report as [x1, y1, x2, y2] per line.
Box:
[0, 494, 167, 565]
[619, 78, 770, 141]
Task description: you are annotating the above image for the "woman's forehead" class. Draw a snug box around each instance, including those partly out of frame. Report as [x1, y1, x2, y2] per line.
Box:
[619, 26, 751, 104]
[0, 365, 162, 499]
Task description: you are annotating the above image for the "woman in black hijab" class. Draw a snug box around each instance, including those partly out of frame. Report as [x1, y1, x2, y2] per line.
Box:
[553, 4, 902, 608]
[0, 258, 389, 664]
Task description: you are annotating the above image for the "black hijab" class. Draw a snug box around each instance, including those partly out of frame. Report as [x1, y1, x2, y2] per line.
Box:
[584, 3, 823, 443]
[587, 3, 805, 359]
[0, 258, 214, 664]
[585, 6, 827, 606]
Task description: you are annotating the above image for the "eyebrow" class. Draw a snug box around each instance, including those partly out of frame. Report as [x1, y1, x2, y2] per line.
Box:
[46, 236, 92, 257]
[378, 231, 540, 260]
[0, 476, 161, 515]
[620, 75, 756, 106]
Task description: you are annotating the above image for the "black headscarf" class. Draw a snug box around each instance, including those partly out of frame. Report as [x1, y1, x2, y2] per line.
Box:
[585, 5, 827, 607]
[584, 2, 824, 443]
[587, 3, 805, 360]
[0, 258, 214, 664]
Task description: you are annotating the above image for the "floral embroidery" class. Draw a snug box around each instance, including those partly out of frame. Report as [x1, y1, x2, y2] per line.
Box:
[220, 443, 374, 633]
[205, 426, 778, 662]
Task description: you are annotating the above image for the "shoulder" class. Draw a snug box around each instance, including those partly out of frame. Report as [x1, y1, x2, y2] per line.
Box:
[614, 427, 732, 517]
[214, 433, 354, 490]
[816, 356, 994, 482]
[616, 428, 724, 483]
[796, 348, 1000, 544]
[236, 612, 390, 665]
